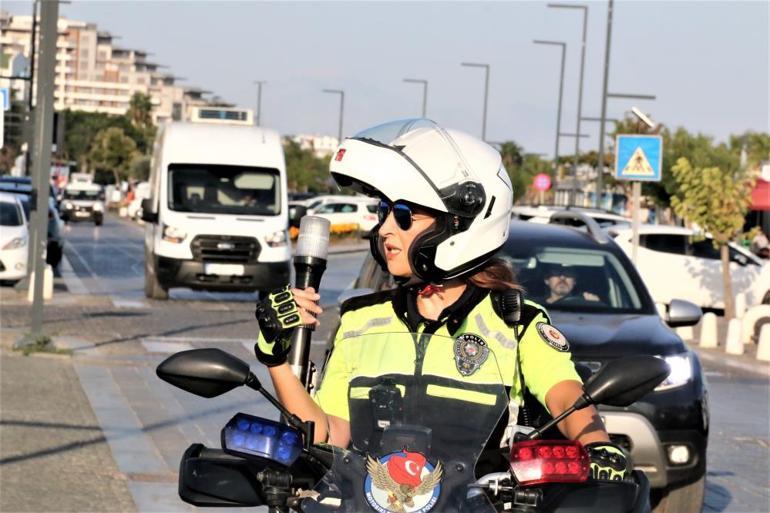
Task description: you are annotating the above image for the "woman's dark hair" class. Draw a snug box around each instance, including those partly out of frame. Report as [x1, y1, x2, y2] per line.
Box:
[467, 256, 522, 291]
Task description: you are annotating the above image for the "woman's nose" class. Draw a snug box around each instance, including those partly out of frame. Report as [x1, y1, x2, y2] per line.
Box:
[378, 210, 397, 236]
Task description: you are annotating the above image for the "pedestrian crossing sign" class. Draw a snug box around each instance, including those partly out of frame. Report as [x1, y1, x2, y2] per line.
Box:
[615, 134, 663, 182]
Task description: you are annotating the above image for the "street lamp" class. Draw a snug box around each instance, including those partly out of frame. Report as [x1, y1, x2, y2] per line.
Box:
[253, 81, 265, 126]
[548, 3, 588, 206]
[460, 62, 490, 141]
[533, 40, 567, 174]
[322, 89, 345, 143]
[403, 78, 428, 118]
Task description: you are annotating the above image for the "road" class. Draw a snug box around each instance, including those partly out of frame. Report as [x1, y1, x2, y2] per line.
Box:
[4, 214, 769, 512]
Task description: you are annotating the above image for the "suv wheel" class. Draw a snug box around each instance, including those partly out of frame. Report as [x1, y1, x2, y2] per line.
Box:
[144, 255, 168, 300]
[653, 474, 705, 513]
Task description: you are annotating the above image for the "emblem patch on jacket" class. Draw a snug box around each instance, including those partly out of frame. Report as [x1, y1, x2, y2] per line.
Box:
[536, 322, 570, 352]
[365, 450, 442, 513]
[453, 333, 489, 376]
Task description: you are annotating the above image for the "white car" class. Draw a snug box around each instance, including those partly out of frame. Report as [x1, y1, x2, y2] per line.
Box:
[312, 199, 379, 232]
[305, 194, 373, 214]
[0, 192, 29, 283]
[512, 205, 632, 229]
[611, 225, 767, 309]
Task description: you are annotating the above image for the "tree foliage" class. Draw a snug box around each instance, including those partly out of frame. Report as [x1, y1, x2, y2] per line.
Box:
[87, 127, 139, 185]
[283, 140, 333, 192]
[498, 141, 551, 203]
[670, 152, 757, 319]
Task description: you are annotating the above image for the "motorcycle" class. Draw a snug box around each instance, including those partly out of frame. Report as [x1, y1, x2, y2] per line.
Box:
[156, 332, 669, 513]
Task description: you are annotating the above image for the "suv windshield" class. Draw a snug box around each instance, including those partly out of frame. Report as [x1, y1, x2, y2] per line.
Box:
[168, 164, 281, 216]
[504, 243, 650, 314]
[64, 189, 100, 200]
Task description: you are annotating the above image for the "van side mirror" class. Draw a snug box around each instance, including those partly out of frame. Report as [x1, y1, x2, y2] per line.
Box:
[140, 198, 158, 223]
[288, 205, 307, 228]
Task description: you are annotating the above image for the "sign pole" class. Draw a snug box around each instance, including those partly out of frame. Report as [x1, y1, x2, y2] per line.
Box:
[631, 181, 640, 265]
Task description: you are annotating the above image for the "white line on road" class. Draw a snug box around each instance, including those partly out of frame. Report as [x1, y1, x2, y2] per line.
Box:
[59, 254, 89, 294]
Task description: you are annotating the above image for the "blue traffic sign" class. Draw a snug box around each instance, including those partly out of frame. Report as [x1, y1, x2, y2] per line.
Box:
[615, 134, 663, 182]
[0, 88, 9, 111]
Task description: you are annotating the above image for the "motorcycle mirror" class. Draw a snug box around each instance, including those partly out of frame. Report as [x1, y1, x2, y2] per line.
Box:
[157, 348, 254, 398]
[578, 355, 671, 408]
[525, 355, 670, 440]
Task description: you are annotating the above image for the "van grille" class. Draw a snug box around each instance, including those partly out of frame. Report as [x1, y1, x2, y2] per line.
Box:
[191, 235, 260, 263]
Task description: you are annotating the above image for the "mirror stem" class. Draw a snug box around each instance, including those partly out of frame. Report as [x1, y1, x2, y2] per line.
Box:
[526, 404, 577, 440]
[245, 373, 315, 449]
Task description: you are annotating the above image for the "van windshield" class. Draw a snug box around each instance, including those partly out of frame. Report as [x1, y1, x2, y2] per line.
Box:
[168, 164, 281, 216]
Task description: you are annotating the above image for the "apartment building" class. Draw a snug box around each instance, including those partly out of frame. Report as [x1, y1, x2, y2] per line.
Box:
[0, 11, 221, 124]
[290, 134, 340, 158]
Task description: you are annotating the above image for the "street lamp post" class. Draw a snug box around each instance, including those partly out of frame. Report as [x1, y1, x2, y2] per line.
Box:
[460, 62, 490, 141]
[253, 80, 264, 126]
[548, 3, 588, 206]
[403, 78, 428, 118]
[322, 89, 345, 143]
[533, 40, 567, 178]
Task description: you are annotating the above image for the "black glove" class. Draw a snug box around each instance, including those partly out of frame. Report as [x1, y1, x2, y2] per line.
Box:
[585, 442, 631, 481]
[254, 286, 303, 367]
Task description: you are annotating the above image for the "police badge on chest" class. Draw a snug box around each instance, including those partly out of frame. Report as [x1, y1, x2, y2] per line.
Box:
[453, 333, 489, 376]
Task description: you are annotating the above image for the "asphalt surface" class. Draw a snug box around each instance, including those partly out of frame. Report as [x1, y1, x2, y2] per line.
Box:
[1, 213, 768, 513]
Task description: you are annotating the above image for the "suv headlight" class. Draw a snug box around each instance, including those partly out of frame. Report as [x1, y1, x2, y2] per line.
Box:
[655, 353, 693, 391]
[162, 224, 187, 244]
[266, 230, 288, 248]
[2, 236, 28, 250]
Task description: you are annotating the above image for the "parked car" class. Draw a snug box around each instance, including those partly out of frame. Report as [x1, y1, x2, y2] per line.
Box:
[512, 204, 632, 229]
[312, 198, 379, 232]
[0, 192, 29, 283]
[303, 194, 373, 213]
[344, 213, 708, 513]
[0, 185, 65, 269]
[610, 225, 766, 310]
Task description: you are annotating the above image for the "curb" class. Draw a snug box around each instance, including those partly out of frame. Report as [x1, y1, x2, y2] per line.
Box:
[689, 343, 770, 378]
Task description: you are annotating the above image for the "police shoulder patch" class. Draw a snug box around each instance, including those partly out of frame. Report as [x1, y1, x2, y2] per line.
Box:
[536, 322, 570, 352]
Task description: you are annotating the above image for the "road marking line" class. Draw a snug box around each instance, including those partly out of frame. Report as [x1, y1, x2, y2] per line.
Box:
[110, 297, 148, 309]
[147, 335, 254, 345]
[59, 254, 89, 294]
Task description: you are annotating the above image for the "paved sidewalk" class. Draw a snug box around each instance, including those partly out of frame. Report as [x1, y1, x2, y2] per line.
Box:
[683, 317, 770, 378]
[0, 340, 136, 513]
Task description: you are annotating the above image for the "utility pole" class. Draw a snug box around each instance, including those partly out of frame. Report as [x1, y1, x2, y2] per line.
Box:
[403, 78, 428, 118]
[322, 89, 344, 143]
[596, 0, 614, 208]
[20, 0, 58, 346]
[461, 62, 490, 141]
[253, 80, 264, 126]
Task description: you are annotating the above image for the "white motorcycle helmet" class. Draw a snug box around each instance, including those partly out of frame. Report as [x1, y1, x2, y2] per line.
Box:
[330, 118, 513, 283]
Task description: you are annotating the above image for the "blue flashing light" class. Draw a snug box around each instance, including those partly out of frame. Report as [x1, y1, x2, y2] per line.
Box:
[222, 412, 302, 466]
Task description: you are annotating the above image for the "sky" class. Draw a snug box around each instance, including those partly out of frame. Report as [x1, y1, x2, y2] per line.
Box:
[3, 0, 769, 158]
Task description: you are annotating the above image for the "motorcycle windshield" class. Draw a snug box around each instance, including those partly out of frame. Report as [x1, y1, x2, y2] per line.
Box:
[313, 332, 508, 513]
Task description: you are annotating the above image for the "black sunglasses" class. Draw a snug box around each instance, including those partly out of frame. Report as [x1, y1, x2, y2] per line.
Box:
[378, 200, 415, 231]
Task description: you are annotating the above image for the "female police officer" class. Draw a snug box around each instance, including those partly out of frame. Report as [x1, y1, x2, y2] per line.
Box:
[255, 119, 629, 481]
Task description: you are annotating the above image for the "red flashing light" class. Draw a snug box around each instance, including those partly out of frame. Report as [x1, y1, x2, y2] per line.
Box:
[335, 149, 346, 161]
[510, 440, 590, 487]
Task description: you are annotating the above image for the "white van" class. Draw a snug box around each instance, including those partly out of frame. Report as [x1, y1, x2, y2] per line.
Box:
[141, 122, 291, 299]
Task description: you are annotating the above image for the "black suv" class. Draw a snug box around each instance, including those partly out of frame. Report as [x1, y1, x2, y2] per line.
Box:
[345, 214, 708, 513]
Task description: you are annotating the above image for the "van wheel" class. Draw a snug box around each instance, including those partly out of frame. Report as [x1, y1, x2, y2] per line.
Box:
[652, 474, 705, 513]
[144, 258, 168, 300]
[94, 215, 103, 226]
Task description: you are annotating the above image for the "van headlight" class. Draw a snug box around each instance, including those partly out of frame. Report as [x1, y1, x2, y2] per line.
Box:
[3, 236, 28, 250]
[655, 353, 693, 391]
[162, 224, 187, 244]
[93, 203, 103, 211]
[266, 230, 288, 248]
[63, 201, 73, 210]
